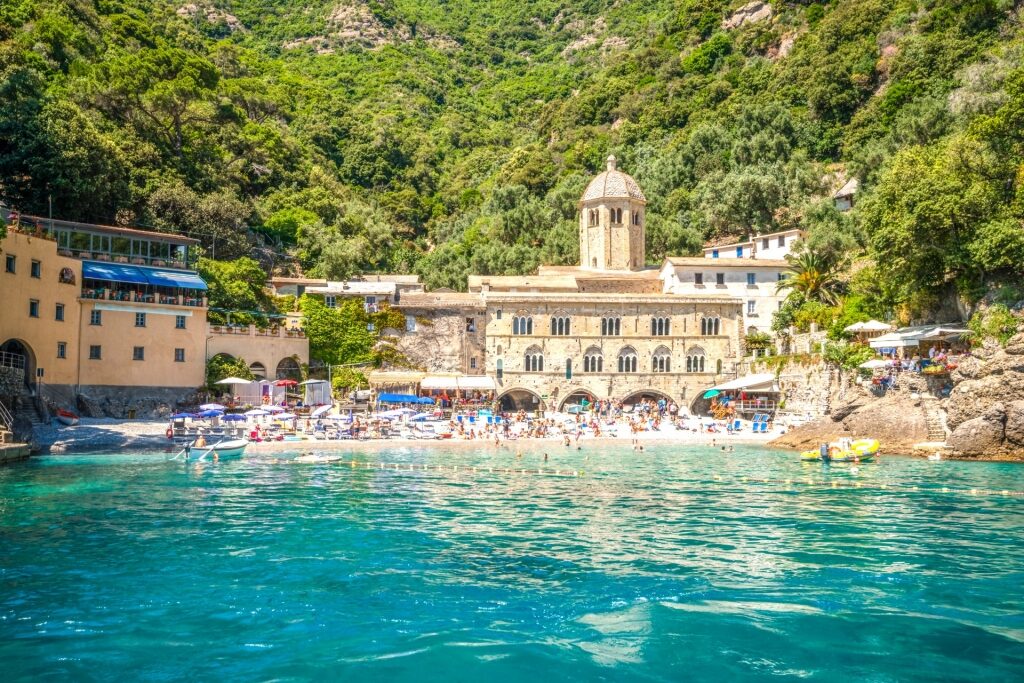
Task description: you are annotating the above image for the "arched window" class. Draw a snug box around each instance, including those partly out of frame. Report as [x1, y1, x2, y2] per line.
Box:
[524, 346, 544, 372]
[550, 315, 570, 336]
[249, 362, 266, 379]
[700, 316, 720, 336]
[652, 347, 671, 373]
[651, 316, 670, 336]
[716, 358, 723, 374]
[600, 316, 621, 336]
[686, 346, 706, 373]
[496, 358, 504, 379]
[512, 315, 533, 335]
[633, 211, 641, 225]
[611, 208, 623, 224]
[617, 347, 638, 373]
[583, 347, 603, 373]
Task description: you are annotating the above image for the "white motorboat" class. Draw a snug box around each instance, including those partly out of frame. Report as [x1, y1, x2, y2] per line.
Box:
[182, 438, 248, 461]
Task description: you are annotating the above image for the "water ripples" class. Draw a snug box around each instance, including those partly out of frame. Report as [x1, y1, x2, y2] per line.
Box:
[1, 444, 1023, 681]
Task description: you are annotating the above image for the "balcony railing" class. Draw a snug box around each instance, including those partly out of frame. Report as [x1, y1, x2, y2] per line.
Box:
[80, 287, 206, 307]
[209, 324, 306, 338]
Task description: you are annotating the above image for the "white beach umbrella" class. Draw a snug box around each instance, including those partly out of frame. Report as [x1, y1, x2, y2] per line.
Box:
[215, 377, 253, 385]
[861, 320, 893, 331]
[843, 321, 865, 332]
[276, 413, 297, 420]
[264, 405, 285, 413]
[200, 403, 226, 411]
[859, 359, 891, 369]
[244, 409, 269, 416]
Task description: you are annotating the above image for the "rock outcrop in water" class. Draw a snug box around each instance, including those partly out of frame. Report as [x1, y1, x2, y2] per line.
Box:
[770, 385, 930, 453]
[943, 333, 1024, 459]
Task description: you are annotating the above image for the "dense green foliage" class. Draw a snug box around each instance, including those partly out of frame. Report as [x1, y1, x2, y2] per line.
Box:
[967, 303, 1020, 345]
[1, 0, 1022, 315]
[197, 256, 276, 325]
[205, 353, 255, 389]
[299, 295, 407, 367]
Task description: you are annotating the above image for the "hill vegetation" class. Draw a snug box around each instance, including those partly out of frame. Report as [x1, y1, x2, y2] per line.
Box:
[1, 0, 1023, 325]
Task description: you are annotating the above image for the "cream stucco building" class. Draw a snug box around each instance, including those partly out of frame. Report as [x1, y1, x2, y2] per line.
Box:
[378, 157, 748, 411]
[0, 213, 308, 418]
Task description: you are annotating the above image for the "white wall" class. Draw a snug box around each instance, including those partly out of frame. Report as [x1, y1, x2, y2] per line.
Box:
[662, 266, 786, 333]
[752, 233, 800, 261]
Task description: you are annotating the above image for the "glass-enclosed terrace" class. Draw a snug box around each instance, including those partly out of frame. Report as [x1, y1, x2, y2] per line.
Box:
[44, 219, 198, 270]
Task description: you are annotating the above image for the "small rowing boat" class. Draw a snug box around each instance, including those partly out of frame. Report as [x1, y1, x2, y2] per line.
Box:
[56, 409, 79, 426]
[182, 438, 248, 461]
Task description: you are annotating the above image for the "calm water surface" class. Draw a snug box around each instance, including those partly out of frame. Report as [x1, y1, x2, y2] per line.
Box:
[1, 444, 1023, 681]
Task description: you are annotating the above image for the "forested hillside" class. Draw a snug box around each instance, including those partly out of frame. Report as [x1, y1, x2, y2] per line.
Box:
[1, 0, 1022, 321]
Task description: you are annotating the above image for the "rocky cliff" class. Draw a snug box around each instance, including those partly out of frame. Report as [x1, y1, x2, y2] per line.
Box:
[770, 382, 931, 454]
[944, 333, 1024, 460]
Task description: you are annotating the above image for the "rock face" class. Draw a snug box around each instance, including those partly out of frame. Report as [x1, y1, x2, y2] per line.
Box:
[771, 387, 929, 453]
[722, 2, 773, 30]
[944, 333, 1024, 458]
[947, 404, 1006, 455]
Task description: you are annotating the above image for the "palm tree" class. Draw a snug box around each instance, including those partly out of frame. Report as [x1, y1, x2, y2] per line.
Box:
[776, 250, 845, 305]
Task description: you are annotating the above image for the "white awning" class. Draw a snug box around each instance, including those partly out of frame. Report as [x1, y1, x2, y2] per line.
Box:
[859, 359, 891, 369]
[367, 370, 426, 386]
[869, 331, 923, 348]
[919, 327, 970, 341]
[861, 319, 892, 331]
[421, 375, 461, 390]
[707, 373, 778, 393]
[458, 375, 496, 390]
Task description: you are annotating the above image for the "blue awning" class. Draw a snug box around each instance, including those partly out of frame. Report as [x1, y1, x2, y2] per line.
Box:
[141, 267, 208, 291]
[378, 393, 419, 403]
[82, 261, 148, 285]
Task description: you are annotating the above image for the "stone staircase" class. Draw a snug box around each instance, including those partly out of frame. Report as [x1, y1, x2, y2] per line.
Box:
[923, 398, 949, 443]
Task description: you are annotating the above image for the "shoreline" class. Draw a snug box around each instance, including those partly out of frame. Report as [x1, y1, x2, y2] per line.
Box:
[26, 418, 1024, 462]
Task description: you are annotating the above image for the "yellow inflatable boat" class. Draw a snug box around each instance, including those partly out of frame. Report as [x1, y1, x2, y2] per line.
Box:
[801, 438, 880, 462]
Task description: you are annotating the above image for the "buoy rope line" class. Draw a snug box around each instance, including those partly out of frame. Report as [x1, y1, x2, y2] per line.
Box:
[262, 458, 1024, 498]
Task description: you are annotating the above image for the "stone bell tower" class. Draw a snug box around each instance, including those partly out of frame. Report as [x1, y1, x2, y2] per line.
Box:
[579, 155, 647, 271]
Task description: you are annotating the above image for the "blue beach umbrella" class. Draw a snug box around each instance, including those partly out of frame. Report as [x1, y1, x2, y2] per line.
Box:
[198, 409, 223, 418]
[702, 389, 721, 399]
[170, 412, 194, 419]
[222, 414, 246, 422]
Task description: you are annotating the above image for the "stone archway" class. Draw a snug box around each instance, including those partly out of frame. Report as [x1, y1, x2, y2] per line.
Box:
[621, 388, 674, 408]
[249, 362, 267, 379]
[0, 339, 35, 393]
[275, 356, 301, 381]
[558, 390, 597, 412]
[497, 387, 545, 411]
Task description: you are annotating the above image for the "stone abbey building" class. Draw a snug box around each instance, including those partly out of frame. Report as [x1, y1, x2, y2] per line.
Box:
[386, 157, 749, 411]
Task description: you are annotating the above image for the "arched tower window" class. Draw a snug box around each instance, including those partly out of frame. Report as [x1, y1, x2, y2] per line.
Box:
[652, 346, 671, 373]
[685, 346, 706, 373]
[617, 347, 638, 373]
[700, 316, 720, 336]
[550, 315, 570, 336]
[583, 346, 603, 373]
[512, 315, 533, 335]
[651, 316, 670, 336]
[524, 346, 544, 372]
[601, 316, 621, 336]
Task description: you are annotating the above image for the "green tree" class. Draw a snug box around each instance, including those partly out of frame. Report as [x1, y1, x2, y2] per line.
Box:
[205, 354, 254, 390]
[777, 250, 846, 306]
[197, 257, 274, 325]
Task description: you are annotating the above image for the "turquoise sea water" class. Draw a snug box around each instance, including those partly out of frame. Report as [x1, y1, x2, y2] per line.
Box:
[1, 445, 1023, 681]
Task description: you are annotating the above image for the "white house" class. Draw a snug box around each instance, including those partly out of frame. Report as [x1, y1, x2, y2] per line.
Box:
[659, 257, 790, 335]
[833, 178, 859, 212]
[303, 275, 424, 311]
[702, 228, 804, 260]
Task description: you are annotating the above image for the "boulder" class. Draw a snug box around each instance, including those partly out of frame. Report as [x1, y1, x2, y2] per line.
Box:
[947, 404, 1006, 456]
[1005, 400, 1024, 447]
